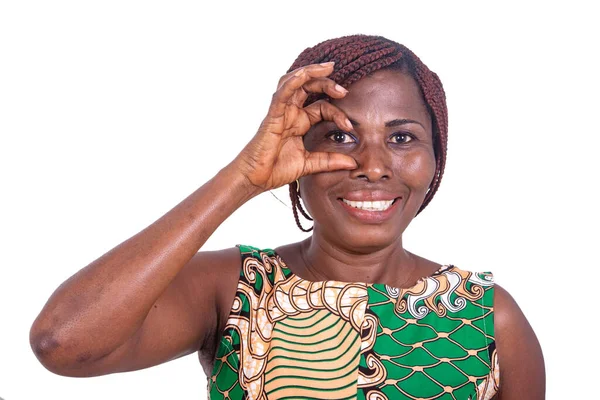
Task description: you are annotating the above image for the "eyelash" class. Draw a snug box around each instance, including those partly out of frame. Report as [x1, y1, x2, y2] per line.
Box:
[326, 130, 415, 144]
[389, 132, 415, 144]
[326, 131, 356, 144]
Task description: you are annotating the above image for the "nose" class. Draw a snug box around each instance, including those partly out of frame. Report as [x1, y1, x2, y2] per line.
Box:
[348, 142, 392, 182]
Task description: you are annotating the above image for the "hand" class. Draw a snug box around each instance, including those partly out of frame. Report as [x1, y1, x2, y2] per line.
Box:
[231, 62, 357, 193]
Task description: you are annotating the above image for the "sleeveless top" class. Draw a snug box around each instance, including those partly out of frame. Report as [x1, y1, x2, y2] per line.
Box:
[208, 245, 500, 399]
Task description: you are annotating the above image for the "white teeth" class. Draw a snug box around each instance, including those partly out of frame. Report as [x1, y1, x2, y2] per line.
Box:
[342, 198, 395, 211]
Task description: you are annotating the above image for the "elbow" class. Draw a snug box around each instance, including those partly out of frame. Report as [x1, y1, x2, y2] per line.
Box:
[29, 325, 85, 377]
[30, 324, 116, 378]
[30, 327, 69, 376]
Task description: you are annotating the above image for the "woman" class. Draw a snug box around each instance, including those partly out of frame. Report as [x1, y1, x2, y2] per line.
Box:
[30, 35, 545, 399]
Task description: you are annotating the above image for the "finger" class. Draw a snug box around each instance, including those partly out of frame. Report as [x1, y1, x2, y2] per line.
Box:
[289, 77, 348, 107]
[303, 78, 348, 98]
[270, 63, 335, 116]
[303, 151, 358, 175]
[302, 100, 353, 132]
[276, 62, 335, 91]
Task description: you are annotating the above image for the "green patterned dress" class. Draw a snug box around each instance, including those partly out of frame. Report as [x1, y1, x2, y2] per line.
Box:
[208, 245, 499, 400]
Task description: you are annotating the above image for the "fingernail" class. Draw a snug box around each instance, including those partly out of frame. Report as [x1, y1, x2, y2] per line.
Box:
[320, 61, 335, 67]
[335, 84, 348, 94]
[294, 68, 305, 77]
[345, 118, 353, 130]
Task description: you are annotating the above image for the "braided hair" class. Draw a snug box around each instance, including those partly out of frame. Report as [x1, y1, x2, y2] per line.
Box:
[287, 34, 448, 232]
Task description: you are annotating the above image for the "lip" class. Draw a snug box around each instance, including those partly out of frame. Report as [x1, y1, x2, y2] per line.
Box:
[337, 196, 402, 224]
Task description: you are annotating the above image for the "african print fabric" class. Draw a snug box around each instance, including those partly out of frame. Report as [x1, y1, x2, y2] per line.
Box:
[208, 245, 499, 400]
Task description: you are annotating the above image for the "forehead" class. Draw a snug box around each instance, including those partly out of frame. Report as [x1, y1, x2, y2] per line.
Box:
[331, 69, 431, 129]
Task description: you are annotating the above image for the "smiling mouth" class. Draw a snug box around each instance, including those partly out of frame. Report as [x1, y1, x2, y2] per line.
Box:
[340, 198, 401, 212]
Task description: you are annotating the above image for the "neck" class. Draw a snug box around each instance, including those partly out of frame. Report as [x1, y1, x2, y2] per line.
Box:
[298, 230, 418, 286]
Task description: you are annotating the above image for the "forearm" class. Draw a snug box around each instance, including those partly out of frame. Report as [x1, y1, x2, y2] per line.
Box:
[30, 163, 260, 366]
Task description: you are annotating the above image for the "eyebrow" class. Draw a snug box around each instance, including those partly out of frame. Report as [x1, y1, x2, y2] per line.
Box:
[347, 118, 425, 129]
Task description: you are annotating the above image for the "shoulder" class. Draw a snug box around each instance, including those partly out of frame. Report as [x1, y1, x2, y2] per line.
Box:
[493, 283, 546, 399]
[186, 246, 242, 288]
[202, 244, 284, 318]
[237, 243, 276, 259]
[178, 247, 242, 326]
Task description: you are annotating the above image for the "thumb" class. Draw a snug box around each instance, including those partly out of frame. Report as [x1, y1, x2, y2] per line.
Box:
[303, 152, 357, 175]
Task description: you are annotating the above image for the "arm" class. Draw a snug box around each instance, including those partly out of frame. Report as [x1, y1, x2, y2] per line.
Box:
[29, 62, 356, 377]
[494, 283, 546, 399]
[29, 167, 258, 376]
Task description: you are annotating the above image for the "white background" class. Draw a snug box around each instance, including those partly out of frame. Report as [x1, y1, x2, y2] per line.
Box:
[1, 1, 598, 399]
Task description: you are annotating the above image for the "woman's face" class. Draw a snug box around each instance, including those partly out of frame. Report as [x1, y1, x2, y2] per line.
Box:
[300, 69, 436, 252]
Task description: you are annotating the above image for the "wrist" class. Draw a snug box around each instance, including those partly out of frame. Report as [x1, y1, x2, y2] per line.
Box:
[218, 163, 264, 202]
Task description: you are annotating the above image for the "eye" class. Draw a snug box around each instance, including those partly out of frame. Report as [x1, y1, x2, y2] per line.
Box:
[326, 130, 356, 144]
[389, 132, 414, 144]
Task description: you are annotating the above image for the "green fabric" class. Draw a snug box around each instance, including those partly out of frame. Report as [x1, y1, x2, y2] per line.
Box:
[208, 245, 498, 400]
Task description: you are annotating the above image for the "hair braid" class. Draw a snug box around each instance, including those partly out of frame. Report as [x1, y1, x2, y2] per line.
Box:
[286, 34, 448, 231]
[289, 184, 313, 232]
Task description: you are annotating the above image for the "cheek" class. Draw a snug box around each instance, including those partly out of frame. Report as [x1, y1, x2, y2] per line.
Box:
[298, 174, 337, 218]
[396, 148, 436, 189]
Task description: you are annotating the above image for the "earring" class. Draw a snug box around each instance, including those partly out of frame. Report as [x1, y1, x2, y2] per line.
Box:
[296, 179, 300, 197]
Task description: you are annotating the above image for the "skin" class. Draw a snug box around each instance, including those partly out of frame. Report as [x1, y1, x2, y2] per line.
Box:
[30, 63, 545, 399]
[278, 70, 440, 287]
